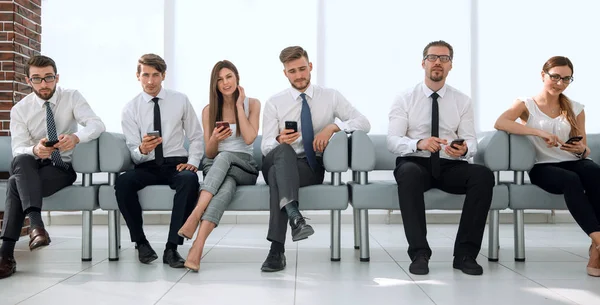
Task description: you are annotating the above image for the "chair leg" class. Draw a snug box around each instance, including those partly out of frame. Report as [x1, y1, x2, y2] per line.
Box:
[330, 210, 341, 261]
[117, 212, 121, 249]
[514, 210, 526, 262]
[108, 210, 120, 261]
[353, 206, 360, 249]
[81, 211, 93, 262]
[359, 209, 370, 262]
[487, 210, 499, 262]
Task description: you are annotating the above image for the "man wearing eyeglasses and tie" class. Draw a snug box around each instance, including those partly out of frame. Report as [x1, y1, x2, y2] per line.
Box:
[260, 46, 370, 272]
[387, 40, 493, 276]
[0, 55, 105, 279]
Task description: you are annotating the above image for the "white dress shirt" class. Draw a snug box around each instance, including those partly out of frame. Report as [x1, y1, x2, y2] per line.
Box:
[121, 88, 204, 166]
[10, 87, 106, 163]
[387, 82, 477, 159]
[261, 84, 371, 156]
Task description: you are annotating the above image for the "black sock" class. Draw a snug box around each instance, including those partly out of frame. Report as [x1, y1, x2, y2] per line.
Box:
[0, 238, 16, 257]
[27, 210, 44, 229]
[270, 241, 285, 253]
[165, 242, 177, 251]
[284, 201, 301, 221]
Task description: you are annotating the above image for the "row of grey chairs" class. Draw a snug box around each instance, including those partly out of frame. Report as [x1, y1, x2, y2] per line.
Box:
[1, 130, 591, 263]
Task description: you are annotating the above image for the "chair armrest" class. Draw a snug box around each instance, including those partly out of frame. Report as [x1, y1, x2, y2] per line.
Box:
[72, 138, 100, 173]
[509, 134, 536, 171]
[474, 130, 509, 171]
[348, 130, 375, 171]
[323, 131, 348, 172]
[99, 132, 133, 173]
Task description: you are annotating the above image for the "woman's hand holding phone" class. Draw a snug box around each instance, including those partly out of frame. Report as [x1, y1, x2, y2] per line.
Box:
[559, 136, 586, 155]
[210, 124, 232, 143]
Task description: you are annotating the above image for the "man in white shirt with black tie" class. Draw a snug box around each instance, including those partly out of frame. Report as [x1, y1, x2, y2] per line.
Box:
[388, 40, 493, 276]
[0, 55, 105, 279]
[260, 46, 370, 272]
[116, 54, 203, 268]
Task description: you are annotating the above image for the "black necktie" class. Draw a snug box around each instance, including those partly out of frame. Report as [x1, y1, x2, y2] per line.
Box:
[152, 97, 164, 165]
[430, 92, 440, 179]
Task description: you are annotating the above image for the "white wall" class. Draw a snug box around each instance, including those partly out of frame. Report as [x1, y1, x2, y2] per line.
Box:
[41, 0, 164, 132]
[41, 0, 598, 135]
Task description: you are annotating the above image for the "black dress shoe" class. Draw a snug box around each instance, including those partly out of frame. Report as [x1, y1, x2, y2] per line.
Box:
[261, 251, 286, 272]
[409, 254, 430, 275]
[137, 243, 158, 264]
[163, 249, 185, 268]
[453, 255, 483, 275]
[290, 217, 314, 242]
[0, 256, 16, 279]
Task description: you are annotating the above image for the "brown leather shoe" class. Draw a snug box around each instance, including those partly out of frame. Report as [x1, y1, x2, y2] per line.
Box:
[0, 256, 16, 279]
[29, 227, 51, 251]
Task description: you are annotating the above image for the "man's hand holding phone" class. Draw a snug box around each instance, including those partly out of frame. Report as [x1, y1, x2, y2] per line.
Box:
[34, 138, 58, 159]
[445, 138, 468, 158]
[139, 131, 162, 155]
[54, 134, 79, 152]
[278, 121, 300, 145]
[417, 137, 447, 153]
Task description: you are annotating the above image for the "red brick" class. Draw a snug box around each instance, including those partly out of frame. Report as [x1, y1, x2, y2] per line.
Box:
[0, 41, 13, 52]
[3, 22, 12, 31]
[14, 14, 38, 33]
[14, 4, 40, 25]
[2, 60, 15, 71]
[2, 120, 9, 129]
[0, 82, 12, 91]
[13, 81, 30, 93]
[0, 52, 14, 61]
[0, 11, 14, 22]
[3, 71, 14, 81]
[0, 130, 8, 136]
[0, 110, 10, 119]
[14, 0, 41, 16]
[13, 32, 28, 46]
[0, 100, 12, 110]
[0, 3, 15, 12]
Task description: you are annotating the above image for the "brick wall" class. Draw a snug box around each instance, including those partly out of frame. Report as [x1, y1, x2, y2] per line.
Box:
[0, 0, 41, 236]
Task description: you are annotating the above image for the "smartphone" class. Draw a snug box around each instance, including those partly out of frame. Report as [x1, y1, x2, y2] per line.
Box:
[285, 121, 298, 133]
[216, 121, 230, 129]
[147, 130, 160, 138]
[450, 138, 465, 149]
[565, 136, 583, 145]
[44, 140, 59, 147]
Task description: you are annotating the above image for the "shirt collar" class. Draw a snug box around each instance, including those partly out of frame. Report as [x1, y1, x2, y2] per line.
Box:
[142, 87, 166, 103]
[289, 83, 314, 101]
[35, 87, 60, 108]
[421, 82, 447, 99]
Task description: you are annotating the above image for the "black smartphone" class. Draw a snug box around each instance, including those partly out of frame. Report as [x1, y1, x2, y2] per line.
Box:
[565, 136, 583, 145]
[285, 121, 298, 133]
[216, 121, 230, 129]
[450, 138, 465, 149]
[44, 140, 59, 147]
[147, 130, 160, 137]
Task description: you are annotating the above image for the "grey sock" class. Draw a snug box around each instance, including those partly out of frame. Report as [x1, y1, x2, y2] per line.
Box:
[284, 201, 301, 221]
[28, 211, 44, 229]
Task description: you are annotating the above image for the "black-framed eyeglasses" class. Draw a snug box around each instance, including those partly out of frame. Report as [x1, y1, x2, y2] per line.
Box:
[424, 54, 452, 63]
[29, 75, 56, 84]
[545, 72, 573, 84]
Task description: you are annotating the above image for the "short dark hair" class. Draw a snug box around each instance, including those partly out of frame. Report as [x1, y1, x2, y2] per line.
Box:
[137, 53, 167, 74]
[422, 40, 454, 60]
[279, 46, 309, 64]
[25, 55, 57, 77]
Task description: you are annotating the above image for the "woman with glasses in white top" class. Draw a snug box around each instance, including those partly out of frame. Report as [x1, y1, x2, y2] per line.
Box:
[178, 60, 261, 271]
[495, 56, 600, 277]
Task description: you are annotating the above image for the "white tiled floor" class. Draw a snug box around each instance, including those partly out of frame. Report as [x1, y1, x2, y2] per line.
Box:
[1, 223, 600, 305]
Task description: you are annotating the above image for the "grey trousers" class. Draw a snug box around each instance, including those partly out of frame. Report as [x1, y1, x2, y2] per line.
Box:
[201, 151, 259, 226]
[1, 155, 76, 241]
[261, 144, 324, 244]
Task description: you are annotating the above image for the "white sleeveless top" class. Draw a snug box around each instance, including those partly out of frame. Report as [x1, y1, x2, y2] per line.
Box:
[217, 97, 254, 156]
[522, 97, 584, 164]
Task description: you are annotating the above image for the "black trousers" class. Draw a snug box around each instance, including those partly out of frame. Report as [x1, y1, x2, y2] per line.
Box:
[393, 157, 494, 260]
[262, 144, 324, 244]
[1, 155, 76, 241]
[529, 159, 600, 235]
[114, 157, 199, 245]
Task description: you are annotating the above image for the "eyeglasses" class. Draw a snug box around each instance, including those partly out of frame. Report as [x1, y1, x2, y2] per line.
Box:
[29, 75, 56, 84]
[424, 54, 452, 63]
[545, 72, 573, 84]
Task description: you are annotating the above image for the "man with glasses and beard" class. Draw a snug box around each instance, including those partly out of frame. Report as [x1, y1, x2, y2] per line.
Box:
[260, 46, 370, 272]
[387, 40, 493, 276]
[0, 55, 105, 279]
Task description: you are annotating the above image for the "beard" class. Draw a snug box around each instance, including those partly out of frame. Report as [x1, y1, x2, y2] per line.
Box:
[33, 86, 57, 100]
[428, 69, 444, 82]
[290, 74, 311, 91]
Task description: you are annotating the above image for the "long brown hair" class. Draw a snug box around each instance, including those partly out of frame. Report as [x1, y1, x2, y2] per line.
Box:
[208, 60, 241, 137]
[542, 56, 578, 137]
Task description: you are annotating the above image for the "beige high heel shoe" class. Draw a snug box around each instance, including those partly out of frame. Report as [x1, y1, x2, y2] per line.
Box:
[178, 212, 202, 240]
[587, 244, 600, 277]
